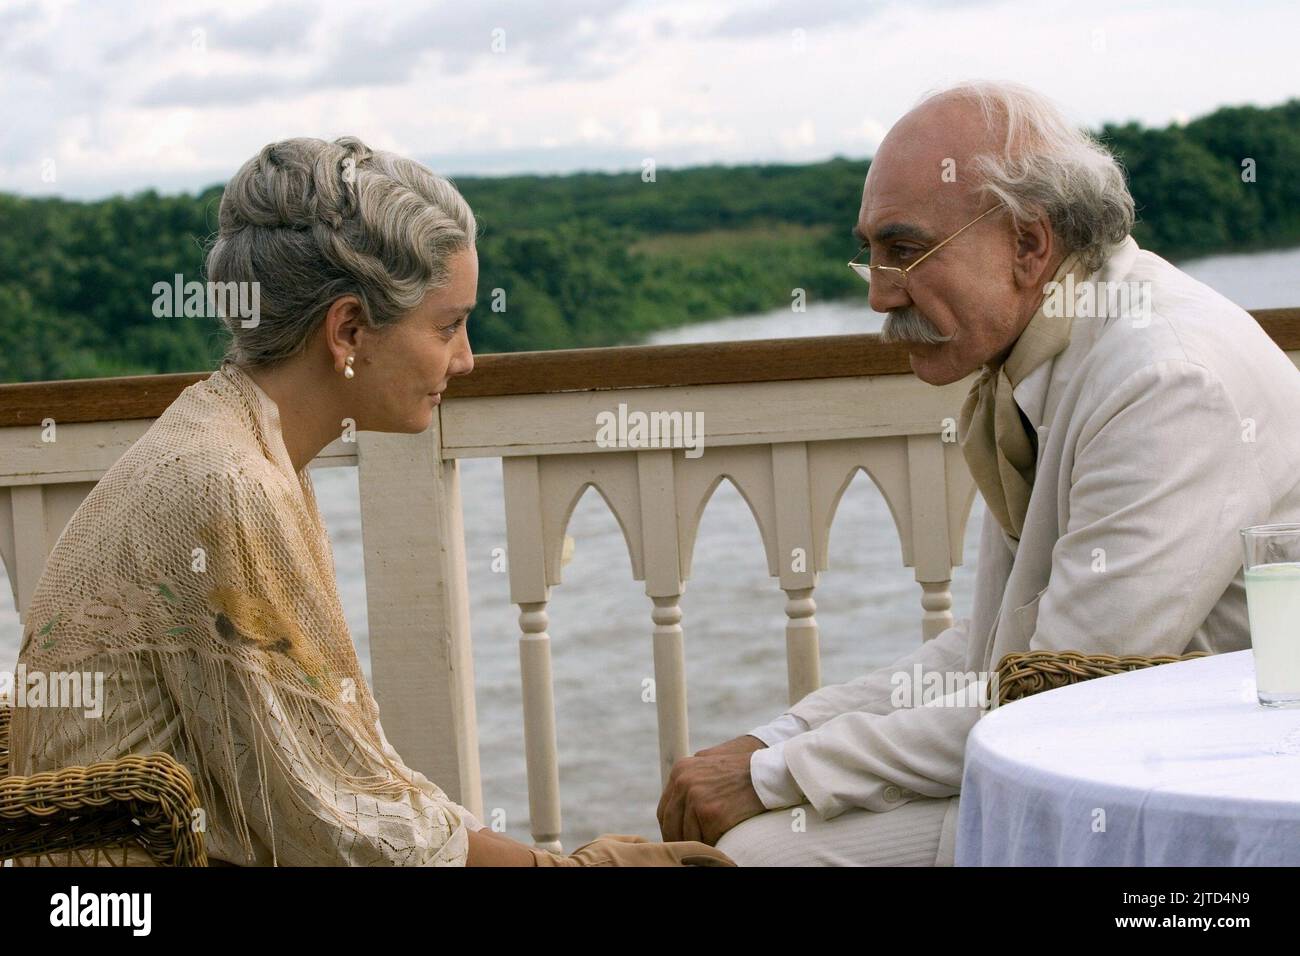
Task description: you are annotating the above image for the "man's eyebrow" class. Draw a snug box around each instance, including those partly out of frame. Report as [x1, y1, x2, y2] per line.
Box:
[872, 222, 936, 245]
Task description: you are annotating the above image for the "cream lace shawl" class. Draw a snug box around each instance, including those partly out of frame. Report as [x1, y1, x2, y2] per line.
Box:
[10, 361, 470, 866]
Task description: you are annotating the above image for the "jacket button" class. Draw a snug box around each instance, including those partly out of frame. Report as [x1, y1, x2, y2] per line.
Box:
[883, 786, 902, 802]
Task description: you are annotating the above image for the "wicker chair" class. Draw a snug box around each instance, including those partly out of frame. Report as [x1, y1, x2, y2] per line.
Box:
[994, 650, 1209, 706]
[0, 698, 208, 866]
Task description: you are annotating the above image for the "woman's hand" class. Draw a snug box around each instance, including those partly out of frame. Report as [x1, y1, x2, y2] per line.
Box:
[466, 828, 541, 866]
[531, 834, 735, 866]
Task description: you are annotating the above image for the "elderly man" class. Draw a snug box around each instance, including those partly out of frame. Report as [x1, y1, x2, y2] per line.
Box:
[656, 80, 1300, 866]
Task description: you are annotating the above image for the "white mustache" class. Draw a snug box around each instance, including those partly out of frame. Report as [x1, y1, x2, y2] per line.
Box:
[879, 307, 955, 345]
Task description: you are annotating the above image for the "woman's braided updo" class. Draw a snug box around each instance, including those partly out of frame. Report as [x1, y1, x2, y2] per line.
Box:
[206, 135, 477, 368]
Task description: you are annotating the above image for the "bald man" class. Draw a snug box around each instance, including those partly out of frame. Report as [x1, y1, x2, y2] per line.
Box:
[656, 81, 1300, 866]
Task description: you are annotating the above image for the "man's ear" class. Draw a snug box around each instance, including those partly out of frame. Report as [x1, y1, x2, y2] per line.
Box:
[1010, 213, 1056, 292]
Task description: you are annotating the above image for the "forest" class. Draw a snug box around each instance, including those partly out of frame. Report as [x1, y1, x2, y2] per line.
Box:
[1, 99, 1297, 383]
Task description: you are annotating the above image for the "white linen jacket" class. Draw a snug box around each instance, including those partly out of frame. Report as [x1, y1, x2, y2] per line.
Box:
[762, 237, 1300, 836]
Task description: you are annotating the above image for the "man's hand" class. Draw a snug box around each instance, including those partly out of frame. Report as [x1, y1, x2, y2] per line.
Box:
[693, 734, 767, 758]
[656, 750, 767, 845]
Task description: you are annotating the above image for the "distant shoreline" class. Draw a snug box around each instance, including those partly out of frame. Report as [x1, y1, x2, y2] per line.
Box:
[2, 97, 1298, 382]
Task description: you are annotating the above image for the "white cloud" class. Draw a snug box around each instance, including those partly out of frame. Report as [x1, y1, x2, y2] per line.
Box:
[778, 119, 817, 151]
[1, 0, 1297, 198]
[577, 116, 616, 143]
[844, 117, 888, 151]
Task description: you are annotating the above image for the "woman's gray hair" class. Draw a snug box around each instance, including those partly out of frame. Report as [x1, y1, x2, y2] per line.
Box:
[918, 81, 1135, 273]
[206, 135, 476, 367]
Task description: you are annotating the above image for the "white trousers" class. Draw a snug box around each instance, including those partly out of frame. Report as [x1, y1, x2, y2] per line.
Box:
[716, 796, 960, 867]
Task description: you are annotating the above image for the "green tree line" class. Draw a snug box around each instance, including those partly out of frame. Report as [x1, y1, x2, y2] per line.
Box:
[1, 98, 1297, 383]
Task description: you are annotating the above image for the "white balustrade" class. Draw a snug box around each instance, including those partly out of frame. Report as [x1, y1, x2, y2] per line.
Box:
[442, 372, 980, 847]
[7, 315, 1291, 851]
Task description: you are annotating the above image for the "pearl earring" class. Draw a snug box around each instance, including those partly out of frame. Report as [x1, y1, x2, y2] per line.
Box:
[344, 355, 355, 379]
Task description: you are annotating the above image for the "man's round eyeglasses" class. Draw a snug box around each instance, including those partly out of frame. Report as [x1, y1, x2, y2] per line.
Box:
[848, 202, 1007, 295]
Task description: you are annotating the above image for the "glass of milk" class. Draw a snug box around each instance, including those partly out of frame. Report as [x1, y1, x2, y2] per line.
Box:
[1241, 524, 1300, 707]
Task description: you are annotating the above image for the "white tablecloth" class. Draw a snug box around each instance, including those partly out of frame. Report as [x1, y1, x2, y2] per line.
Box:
[957, 650, 1300, 865]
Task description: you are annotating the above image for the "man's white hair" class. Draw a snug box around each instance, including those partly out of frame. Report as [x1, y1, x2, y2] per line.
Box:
[917, 81, 1135, 273]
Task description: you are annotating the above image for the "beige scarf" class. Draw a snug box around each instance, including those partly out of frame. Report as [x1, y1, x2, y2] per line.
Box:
[11, 361, 470, 865]
[958, 253, 1084, 542]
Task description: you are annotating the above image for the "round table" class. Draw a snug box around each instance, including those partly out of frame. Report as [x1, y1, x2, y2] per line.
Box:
[956, 650, 1300, 865]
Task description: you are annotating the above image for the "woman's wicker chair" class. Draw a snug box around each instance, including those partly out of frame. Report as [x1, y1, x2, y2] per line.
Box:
[0, 698, 208, 866]
[994, 650, 1209, 706]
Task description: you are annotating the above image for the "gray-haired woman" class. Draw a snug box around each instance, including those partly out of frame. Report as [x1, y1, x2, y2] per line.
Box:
[11, 136, 732, 867]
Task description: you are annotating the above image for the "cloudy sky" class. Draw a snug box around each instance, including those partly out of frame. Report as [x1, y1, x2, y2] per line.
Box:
[2, 0, 1298, 199]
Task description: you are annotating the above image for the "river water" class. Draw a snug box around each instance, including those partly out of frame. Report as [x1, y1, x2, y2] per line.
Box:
[2, 245, 1298, 849]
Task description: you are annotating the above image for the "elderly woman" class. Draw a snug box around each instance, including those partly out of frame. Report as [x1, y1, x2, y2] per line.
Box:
[11, 136, 732, 867]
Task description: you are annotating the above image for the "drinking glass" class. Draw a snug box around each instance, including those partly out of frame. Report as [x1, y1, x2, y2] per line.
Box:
[1241, 523, 1300, 707]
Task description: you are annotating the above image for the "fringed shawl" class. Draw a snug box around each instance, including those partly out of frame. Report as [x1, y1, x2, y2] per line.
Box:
[11, 361, 470, 866]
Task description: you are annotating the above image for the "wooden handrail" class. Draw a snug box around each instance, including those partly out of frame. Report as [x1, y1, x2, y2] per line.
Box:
[2, 307, 1298, 428]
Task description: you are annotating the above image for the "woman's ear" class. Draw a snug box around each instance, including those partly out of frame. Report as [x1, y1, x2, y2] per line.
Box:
[1011, 213, 1056, 291]
[323, 295, 366, 371]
